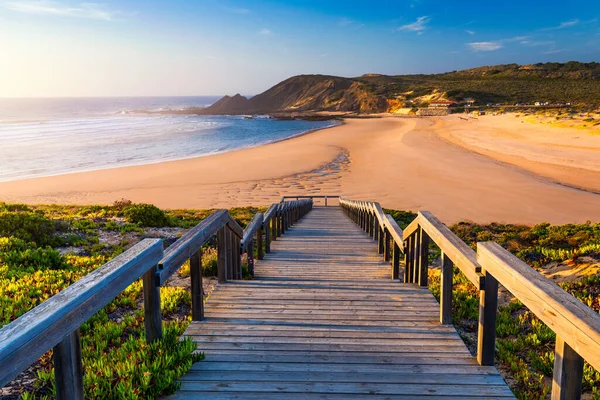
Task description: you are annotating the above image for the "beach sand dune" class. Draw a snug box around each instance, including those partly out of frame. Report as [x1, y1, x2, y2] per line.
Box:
[1, 116, 600, 224]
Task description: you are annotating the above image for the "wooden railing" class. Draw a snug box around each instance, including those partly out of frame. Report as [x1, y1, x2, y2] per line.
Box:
[0, 199, 313, 399]
[339, 198, 404, 280]
[281, 195, 339, 206]
[340, 197, 600, 400]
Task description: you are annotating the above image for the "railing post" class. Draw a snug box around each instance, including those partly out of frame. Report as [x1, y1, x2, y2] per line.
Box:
[378, 227, 384, 254]
[143, 264, 163, 342]
[53, 329, 84, 400]
[325, 196, 328, 206]
[272, 214, 278, 241]
[440, 252, 453, 324]
[234, 235, 241, 279]
[477, 271, 499, 366]
[373, 217, 379, 242]
[404, 238, 412, 283]
[551, 336, 584, 400]
[190, 249, 204, 321]
[265, 221, 271, 253]
[257, 224, 264, 260]
[384, 229, 391, 262]
[226, 229, 234, 280]
[247, 241, 255, 277]
[418, 227, 430, 287]
[217, 227, 227, 283]
[392, 241, 400, 280]
[412, 228, 420, 284]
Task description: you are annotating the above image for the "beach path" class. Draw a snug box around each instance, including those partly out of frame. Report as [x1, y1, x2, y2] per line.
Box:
[169, 206, 514, 399]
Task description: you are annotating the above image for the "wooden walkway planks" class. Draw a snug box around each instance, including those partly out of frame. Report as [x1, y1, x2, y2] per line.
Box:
[172, 207, 514, 399]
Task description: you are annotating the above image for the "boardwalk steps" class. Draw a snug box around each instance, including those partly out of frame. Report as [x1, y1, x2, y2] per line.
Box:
[170, 208, 515, 399]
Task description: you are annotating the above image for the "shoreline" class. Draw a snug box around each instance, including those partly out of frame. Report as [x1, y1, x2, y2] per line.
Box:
[0, 118, 343, 184]
[1, 116, 600, 224]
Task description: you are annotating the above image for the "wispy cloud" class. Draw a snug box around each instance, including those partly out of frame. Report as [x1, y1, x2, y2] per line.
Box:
[520, 40, 555, 47]
[339, 17, 353, 27]
[397, 16, 430, 34]
[258, 28, 272, 35]
[224, 6, 250, 14]
[468, 41, 503, 51]
[338, 17, 364, 28]
[543, 49, 565, 54]
[465, 30, 476, 35]
[466, 35, 530, 52]
[542, 19, 580, 30]
[4, 0, 118, 21]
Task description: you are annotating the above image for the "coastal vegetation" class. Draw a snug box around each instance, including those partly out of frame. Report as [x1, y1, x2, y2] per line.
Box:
[200, 62, 600, 115]
[1, 202, 598, 399]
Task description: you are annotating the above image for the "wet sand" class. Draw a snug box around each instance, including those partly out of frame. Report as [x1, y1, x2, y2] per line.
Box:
[1, 116, 600, 224]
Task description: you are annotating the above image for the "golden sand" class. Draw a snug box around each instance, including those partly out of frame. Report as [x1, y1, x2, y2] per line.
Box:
[1, 116, 600, 224]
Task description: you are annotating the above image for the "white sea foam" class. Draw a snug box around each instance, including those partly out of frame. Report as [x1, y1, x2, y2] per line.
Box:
[0, 106, 338, 182]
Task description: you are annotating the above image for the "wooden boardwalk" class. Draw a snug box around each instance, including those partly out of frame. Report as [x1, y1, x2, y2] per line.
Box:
[172, 207, 514, 399]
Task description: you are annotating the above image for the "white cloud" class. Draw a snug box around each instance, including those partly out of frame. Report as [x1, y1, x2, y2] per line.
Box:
[465, 30, 476, 35]
[258, 28, 272, 35]
[397, 16, 430, 33]
[468, 41, 503, 51]
[4, 0, 117, 21]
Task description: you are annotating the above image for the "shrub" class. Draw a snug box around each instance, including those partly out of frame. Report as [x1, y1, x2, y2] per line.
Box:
[0, 211, 58, 246]
[0, 237, 64, 273]
[123, 204, 169, 227]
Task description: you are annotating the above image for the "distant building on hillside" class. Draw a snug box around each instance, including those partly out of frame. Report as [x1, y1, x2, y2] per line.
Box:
[417, 108, 450, 116]
[429, 100, 456, 108]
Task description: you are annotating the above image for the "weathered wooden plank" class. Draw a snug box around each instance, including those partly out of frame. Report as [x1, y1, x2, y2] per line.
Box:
[192, 353, 481, 364]
[190, 361, 501, 374]
[176, 381, 514, 396]
[179, 371, 508, 385]
[0, 239, 163, 388]
[478, 242, 600, 372]
[170, 393, 513, 400]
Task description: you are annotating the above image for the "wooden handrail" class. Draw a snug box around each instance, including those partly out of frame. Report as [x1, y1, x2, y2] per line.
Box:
[341, 196, 600, 399]
[0, 239, 164, 395]
[478, 242, 600, 399]
[281, 195, 339, 206]
[158, 210, 230, 285]
[417, 211, 484, 288]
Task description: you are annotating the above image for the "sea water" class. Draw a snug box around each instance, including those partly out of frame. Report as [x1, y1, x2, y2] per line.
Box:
[0, 97, 339, 182]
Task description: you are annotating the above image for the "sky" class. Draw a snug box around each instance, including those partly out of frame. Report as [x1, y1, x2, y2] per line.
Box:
[0, 0, 599, 97]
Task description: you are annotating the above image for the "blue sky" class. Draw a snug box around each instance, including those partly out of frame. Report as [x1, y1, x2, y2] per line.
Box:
[0, 0, 598, 96]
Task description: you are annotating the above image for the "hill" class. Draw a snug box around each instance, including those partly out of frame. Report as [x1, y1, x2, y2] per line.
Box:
[200, 62, 600, 115]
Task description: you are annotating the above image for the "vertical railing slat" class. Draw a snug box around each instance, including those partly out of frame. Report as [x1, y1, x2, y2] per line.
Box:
[190, 249, 204, 321]
[53, 329, 84, 400]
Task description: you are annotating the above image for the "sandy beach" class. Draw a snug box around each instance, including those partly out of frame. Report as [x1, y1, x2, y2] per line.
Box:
[2, 115, 600, 224]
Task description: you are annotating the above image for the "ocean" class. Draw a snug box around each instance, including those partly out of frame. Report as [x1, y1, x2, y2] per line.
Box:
[0, 97, 339, 183]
